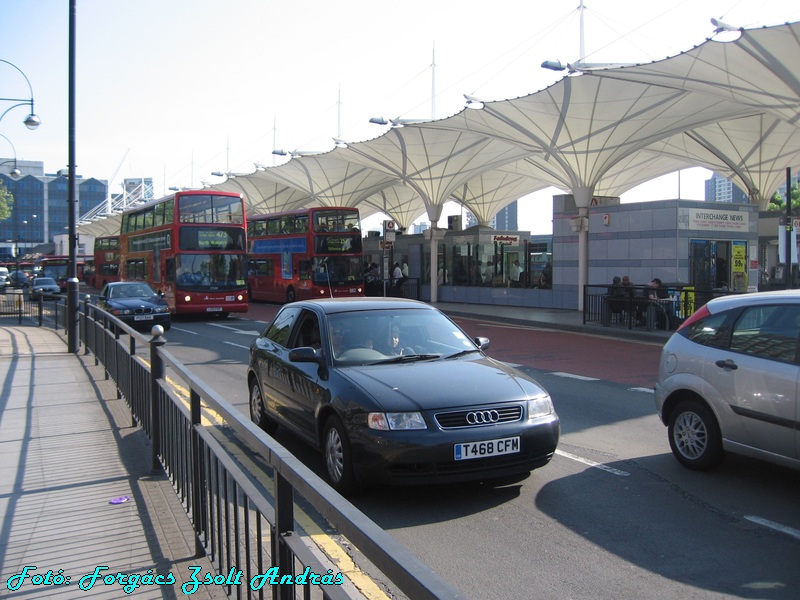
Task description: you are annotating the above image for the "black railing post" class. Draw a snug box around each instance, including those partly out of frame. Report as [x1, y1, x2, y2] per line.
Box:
[37, 296, 43, 326]
[82, 295, 91, 354]
[274, 472, 295, 600]
[149, 326, 167, 472]
[190, 387, 206, 559]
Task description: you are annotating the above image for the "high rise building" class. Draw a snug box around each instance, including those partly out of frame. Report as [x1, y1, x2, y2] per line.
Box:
[705, 172, 749, 203]
[495, 201, 519, 229]
[0, 159, 108, 260]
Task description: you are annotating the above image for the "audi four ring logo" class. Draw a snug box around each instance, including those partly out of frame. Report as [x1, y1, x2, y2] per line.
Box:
[466, 410, 500, 424]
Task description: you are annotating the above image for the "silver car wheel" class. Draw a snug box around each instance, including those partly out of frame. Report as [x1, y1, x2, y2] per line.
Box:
[667, 399, 724, 470]
[673, 411, 707, 459]
[250, 384, 264, 424]
[249, 380, 277, 434]
[325, 426, 344, 483]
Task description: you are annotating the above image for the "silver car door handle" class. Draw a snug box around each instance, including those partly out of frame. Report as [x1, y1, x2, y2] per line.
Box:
[715, 359, 738, 370]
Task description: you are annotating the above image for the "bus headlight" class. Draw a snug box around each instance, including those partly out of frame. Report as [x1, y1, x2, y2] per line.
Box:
[184, 295, 191, 302]
[237, 294, 243, 301]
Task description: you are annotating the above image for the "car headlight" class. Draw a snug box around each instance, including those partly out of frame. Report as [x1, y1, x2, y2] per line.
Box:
[111, 309, 132, 316]
[155, 306, 170, 313]
[527, 394, 554, 420]
[368, 412, 427, 430]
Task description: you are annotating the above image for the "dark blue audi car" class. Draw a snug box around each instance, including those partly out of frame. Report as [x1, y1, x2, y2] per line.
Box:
[247, 298, 559, 494]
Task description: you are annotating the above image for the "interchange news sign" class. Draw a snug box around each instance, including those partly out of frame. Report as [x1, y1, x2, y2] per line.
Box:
[678, 208, 750, 231]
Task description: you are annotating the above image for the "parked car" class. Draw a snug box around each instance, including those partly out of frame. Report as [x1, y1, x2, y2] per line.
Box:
[655, 290, 800, 472]
[247, 297, 560, 493]
[97, 281, 171, 331]
[6, 270, 30, 288]
[29, 277, 61, 300]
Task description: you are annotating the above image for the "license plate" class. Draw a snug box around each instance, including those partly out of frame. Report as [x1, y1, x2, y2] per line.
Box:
[134, 315, 154, 321]
[454, 436, 520, 460]
[206, 307, 223, 312]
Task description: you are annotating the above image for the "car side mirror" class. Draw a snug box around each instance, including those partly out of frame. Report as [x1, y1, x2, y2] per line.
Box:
[289, 346, 324, 364]
[474, 336, 490, 350]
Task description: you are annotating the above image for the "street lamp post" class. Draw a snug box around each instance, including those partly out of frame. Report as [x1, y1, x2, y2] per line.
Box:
[67, 0, 79, 353]
[0, 134, 23, 177]
[0, 59, 42, 130]
[14, 235, 23, 284]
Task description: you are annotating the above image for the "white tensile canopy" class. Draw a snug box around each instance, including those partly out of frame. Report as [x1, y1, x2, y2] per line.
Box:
[78, 21, 800, 307]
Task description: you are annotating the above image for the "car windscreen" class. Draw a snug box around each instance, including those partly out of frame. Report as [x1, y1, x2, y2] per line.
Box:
[327, 308, 477, 363]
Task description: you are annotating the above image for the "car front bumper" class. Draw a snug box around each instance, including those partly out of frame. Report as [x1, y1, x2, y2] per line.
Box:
[347, 415, 560, 486]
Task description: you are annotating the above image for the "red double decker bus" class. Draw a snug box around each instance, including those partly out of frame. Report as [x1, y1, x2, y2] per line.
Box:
[118, 190, 248, 316]
[247, 207, 364, 303]
[89, 235, 121, 288]
[40, 255, 91, 291]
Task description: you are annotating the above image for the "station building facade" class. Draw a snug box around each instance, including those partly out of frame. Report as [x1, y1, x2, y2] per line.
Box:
[365, 194, 761, 311]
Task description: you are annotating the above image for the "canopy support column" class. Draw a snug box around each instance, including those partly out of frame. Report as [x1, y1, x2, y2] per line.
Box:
[425, 204, 444, 303]
[573, 187, 593, 312]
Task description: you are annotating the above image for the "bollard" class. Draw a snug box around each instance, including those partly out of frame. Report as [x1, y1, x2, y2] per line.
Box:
[149, 325, 167, 472]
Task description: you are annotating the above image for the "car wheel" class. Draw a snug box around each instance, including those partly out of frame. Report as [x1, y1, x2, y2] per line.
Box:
[667, 399, 724, 470]
[322, 415, 360, 494]
[249, 379, 277, 434]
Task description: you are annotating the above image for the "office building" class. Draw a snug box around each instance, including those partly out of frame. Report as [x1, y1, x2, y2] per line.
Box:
[0, 159, 108, 260]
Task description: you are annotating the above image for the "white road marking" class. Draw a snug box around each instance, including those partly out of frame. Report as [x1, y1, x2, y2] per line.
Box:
[744, 516, 800, 541]
[629, 387, 654, 393]
[224, 341, 251, 350]
[556, 449, 630, 476]
[206, 322, 261, 334]
[550, 372, 600, 381]
[170, 326, 197, 335]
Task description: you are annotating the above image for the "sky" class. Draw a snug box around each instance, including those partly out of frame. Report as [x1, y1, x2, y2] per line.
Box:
[2, 0, 799, 234]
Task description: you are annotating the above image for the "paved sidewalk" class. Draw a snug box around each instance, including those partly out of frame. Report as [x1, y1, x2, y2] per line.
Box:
[0, 325, 225, 599]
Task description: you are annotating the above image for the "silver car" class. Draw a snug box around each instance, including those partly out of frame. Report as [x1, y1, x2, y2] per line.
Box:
[655, 290, 800, 472]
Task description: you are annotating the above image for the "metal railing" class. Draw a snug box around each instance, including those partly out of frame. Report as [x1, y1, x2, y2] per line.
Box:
[583, 284, 734, 331]
[0, 289, 66, 327]
[74, 298, 463, 600]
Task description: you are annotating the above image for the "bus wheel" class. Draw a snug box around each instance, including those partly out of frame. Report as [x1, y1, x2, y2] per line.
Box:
[286, 287, 296, 303]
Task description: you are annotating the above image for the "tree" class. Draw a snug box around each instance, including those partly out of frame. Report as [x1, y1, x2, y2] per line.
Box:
[767, 182, 800, 213]
[0, 181, 13, 222]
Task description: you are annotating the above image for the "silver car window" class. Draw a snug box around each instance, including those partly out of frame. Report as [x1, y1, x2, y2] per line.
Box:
[684, 311, 730, 348]
[730, 304, 800, 364]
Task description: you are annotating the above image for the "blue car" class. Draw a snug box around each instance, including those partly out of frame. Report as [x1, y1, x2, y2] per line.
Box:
[97, 282, 171, 331]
